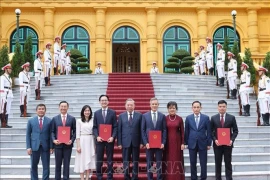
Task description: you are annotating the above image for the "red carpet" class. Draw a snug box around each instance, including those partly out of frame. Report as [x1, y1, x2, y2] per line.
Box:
[92, 73, 155, 179]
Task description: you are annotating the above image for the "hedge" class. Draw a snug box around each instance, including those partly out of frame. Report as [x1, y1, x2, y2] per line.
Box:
[182, 56, 195, 61]
[167, 57, 179, 63]
[180, 60, 193, 68]
[77, 69, 92, 74]
[172, 49, 190, 60]
[70, 49, 83, 59]
[77, 62, 89, 68]
[180, 67, 194, 74]
[164, 62, 180, 68]
[77, 57, 88, 62]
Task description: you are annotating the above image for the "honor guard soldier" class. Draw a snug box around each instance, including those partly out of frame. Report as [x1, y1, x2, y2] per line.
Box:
[206, 37, 214, 75]
[60, 44, 67, 75]
[227, 52, 238, 99]
[34, 50, 44, 100]
[44, 42, 52, 86]
[94, 62, 104, 74]
[19, 62, 31, 117]
[239, 62, 251, 116]
[150, 62, 159, 74]
[54, 36, 61, 75]
[199, 45, 206, 75]
[0, 63, 13, 128]
[258, 66, 270, 126]
[65, 51, 72, 75]
[193, 52, 200, 75]
[216, 43, 225, 86]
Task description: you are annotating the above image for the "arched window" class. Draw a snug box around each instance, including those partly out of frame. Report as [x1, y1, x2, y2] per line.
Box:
[213, 26, 240, 62]
[10, 26, 39, 59]
[163, 26, 190, 71]
[62, 26, 90, 59]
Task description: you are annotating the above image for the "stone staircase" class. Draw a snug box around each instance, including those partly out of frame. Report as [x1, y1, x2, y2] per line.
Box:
[0, 74, 270, 180]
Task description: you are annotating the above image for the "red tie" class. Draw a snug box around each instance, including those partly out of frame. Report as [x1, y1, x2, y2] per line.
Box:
[62, 116, 66, 126]
[39, 118, 43, 130]
[221, 115, 224, 127]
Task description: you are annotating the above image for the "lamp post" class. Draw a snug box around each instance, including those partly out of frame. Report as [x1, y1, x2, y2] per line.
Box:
[231, 10, 237, 43]
[15, 8, 21, 43]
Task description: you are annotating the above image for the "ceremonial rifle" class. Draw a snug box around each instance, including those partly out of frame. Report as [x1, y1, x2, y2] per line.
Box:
[256, 100, 261, 126]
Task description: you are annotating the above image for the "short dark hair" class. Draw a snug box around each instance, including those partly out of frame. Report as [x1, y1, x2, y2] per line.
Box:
[167, 101, 178, 110]
[59, 101, 69, 107]
[36, 104, 46, 111]
[99, 94, 109, 101]
[192, 101, 202, 107]
[81, 105, 93, 123]
[218, 100, 227, 105]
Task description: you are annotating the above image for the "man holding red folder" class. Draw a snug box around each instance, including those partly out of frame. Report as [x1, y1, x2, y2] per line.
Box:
[210, 100, 238, 180]
[93, 95, 117, 180]
[51, 101, 76, 180]
[141, 97, 167, 180]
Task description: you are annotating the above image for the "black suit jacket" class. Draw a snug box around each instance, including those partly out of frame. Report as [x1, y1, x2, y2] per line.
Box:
[93, 108, 118, 141]
[117, 111, 142, 148]
[51, 114, 76, 148]
[210, 113, 239, 148]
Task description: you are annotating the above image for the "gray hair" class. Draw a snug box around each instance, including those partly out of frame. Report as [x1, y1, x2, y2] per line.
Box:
[150, 97, 158, 103]
[125, 98, 135, 104]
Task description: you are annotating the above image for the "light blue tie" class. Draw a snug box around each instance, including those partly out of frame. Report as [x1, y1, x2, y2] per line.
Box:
[153, 113, 157, 128]
[195, 115, 199, 129]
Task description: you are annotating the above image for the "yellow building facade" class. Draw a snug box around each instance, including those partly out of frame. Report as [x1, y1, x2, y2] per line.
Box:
[0, 0, 269, 73]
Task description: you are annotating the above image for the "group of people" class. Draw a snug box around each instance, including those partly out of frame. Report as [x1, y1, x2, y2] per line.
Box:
[26, 95, 239, 180]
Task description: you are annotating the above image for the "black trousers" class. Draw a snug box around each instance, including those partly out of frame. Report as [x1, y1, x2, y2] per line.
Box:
[54, 147, 72, 180]
[214, 146, 233, 180]
[122, 143, 140, 180]
[96, 141, 114, 180]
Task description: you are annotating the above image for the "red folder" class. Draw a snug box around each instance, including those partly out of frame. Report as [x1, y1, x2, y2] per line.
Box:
[58, 126, 70, 143]
[99, 124, 112, 140]
[149, 130, 161, 148]
[217, 128, 230, 145]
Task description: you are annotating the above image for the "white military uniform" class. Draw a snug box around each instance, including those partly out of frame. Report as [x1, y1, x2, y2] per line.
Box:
[60, 49, 66, 74]
[199, 49, 206, 74]
[34, 58, 44, 90]
[65, 55, 71, 75]
[0, 73, 13, 115]
[150, 67, 159, 74]
[193, 55, 200, 75]
[44, 49, 52, 77]
[54, 42, 61, 68]
[19, 70, 30, 105]
[95, 67, 104, 74]
[258, 75, 270, 114]
[228, 58, 237, 90]
[216, 49, 225, 78]
[206, 43, 213, 69]
[239, 70, 251, 105]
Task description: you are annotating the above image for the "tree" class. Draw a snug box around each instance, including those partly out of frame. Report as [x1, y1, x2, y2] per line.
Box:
[231, 41, 242, 78]
[180, 56, 194, 74]
[11, 42, 24, 77]
[0, 45, 10, 75]
[263, 52, 270, 77]
[23, 36, 33, 71]
[164, 57, 180, 73]
[243, 48, 256, 86]
[70, 48, 92, 74]
[171, 49, 191, 74]
[223, 36, 230, 70]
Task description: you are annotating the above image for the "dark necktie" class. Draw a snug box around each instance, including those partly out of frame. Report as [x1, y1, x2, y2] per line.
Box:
[220, 114, 224, 127]
[153, 113, 157, 128]
[102, 110, 106, 123]
[129, 113, 132, 125]
[39, 118, 43, 130]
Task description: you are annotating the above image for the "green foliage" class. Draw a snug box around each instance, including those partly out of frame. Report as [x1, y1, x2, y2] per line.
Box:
[0, 45, 10, 75]
[77, 69, 92, 74]
[243, 48, 256, 86]
[11, 42, 23, 77]
[180, 67, 194, 74]
[167, 57, 179, 63]
[77, 57, 88, 62]
[70, 49, 83, 59]
[77, 62, 89, 68]
[231, 41, 242, 78]
[172, 49, 190, 60]
[263, 52, 270, 77]
[223, 36, 230, 70]
[182, 56, 195, 61]
[164, 70, 179, 73]
[71, 63, 78, 73]
[180, 60, 193, 68]
[164, 62, 180, 68]
[23, 36, 33, 71]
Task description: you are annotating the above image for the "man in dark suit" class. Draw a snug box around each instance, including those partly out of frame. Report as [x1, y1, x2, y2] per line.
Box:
[51, 101, 76, 180]
[211, 100, 239, 180]
[117, 98, 143, 180]
[26, 104, 53, 180]
[141, 97, 167, 180]
[93, 95, 117, 180]
[184, 101, 212, 180]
